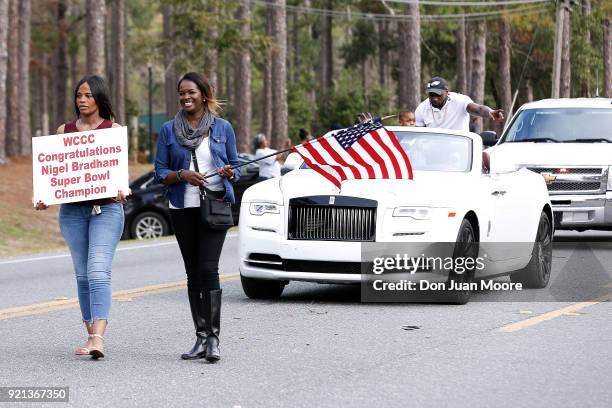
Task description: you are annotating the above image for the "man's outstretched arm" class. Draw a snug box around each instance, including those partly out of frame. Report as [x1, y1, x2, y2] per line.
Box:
[466, 102, 505, 122]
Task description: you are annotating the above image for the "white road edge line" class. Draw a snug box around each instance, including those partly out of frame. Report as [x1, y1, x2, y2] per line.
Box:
[0, 233, 238, 266]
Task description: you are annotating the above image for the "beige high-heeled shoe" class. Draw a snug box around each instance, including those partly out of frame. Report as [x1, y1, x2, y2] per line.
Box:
[75, 335, 94, 355]
[88, 334, 105, 359]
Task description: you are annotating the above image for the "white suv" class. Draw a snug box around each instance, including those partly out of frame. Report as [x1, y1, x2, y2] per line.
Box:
[486, 98, 612, 231]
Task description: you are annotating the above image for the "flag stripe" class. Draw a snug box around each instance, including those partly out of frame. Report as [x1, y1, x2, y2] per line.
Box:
[345, 144, 376, 179]
[318, 137, 362, 179]
[374, 128, 408, 179]
[303, 142, 348, 181]
[386, 129, 413, 179]
[298, 151, 341, 188]
[357, 137, 389, 179]
[368, 130, 402, 178]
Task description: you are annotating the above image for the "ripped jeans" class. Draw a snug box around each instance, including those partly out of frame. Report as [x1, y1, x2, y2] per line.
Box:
[59, 202, 124, 323]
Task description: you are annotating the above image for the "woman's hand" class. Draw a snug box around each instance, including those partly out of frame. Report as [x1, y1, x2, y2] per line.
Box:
[217, 165, 234, 179]
[115, 190, 130, 204]
[35, 201, 48, 211]
[182, 170, 207, 186]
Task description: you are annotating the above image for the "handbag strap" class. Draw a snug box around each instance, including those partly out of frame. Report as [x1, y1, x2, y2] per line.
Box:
[190, 149, 208, 198]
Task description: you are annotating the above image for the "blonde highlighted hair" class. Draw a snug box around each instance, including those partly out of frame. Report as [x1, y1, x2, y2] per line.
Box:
[177, 72, 222, 115]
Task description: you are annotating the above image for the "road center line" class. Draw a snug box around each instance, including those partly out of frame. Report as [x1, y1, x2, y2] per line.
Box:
[498, 292, 612, 333]
[0, 273, 240, 321]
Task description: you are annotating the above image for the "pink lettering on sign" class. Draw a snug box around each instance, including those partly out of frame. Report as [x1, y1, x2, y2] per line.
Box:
[63, 134, 96, 147]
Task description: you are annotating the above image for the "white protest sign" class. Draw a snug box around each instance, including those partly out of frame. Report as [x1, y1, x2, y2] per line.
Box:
[32, 127, 130, 206]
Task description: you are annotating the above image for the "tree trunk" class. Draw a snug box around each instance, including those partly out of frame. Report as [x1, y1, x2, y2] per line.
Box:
[6, 0, 20, 156]
[525, 79, 534, 102]
[271, 0, 288, 148]
[497, 15, 512, 128]
[455, 16, 467, 95]
[162, 5, 178, 119]
[262, 7, 273, 138]
[205, 2, 218, 91]
[398, 2, 420, 111]
[105, 1, 112, 86]
[581, 0, 591, 96]
[67, 2, 80, 120]
[18, 0, 31, 154]
[55, 0, 68, 126]
[0, 0, 8, 163]
[604, 17, 612, 98]
[292, 8, 299, 83]
[560, 5, 571, 98]
[41, 53, 50, 136]
[112, 0, 126, 125]
[235, 1, 252, 153]
[470, 20, 487, 133]
[465, 21, 473, 96]
[86, 0, 105, 77]
[406, 2, 421, 111]
[319, 0, 333, 97]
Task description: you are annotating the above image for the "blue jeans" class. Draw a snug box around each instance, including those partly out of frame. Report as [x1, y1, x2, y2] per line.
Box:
[59, 203, 124, 323]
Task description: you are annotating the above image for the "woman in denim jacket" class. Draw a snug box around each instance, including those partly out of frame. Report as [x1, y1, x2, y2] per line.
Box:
[154, 72, 240, 363]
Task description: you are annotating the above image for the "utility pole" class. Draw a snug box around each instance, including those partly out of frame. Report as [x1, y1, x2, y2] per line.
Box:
[551, 0, 566, 98]
[552, 0, 576, 98]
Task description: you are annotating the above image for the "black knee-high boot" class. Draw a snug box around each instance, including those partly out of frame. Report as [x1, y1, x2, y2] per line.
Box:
[203, 289, 222, 362]
[181, 290, 208, 360]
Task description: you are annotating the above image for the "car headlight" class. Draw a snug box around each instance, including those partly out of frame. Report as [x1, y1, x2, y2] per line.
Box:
[249, 202, 280, 216]
[392, 207, 431, 220]
[608, 166, 612, 191]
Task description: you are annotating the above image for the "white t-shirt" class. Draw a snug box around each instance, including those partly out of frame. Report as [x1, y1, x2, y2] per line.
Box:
[170, 137, 224, 209]
[255, 147, 281, 179]
[414, 92, 474, 131]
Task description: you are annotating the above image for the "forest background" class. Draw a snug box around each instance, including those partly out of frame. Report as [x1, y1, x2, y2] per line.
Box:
[0, 0, 611, 255]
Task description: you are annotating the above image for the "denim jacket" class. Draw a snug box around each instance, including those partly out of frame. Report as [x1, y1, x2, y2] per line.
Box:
[154, 117, 241, 207]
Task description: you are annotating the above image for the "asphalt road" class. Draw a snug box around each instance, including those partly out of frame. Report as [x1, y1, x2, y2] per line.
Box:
[0, 231, 610, 408]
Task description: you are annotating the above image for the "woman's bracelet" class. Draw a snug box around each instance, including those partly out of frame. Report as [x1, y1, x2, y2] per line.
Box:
[176, 169, 184, 182]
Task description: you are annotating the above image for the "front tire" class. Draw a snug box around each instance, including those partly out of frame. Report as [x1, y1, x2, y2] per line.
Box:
[511, 211, 552, 288]
[445, 218, 479, 305]
[241, 275, 286, 299]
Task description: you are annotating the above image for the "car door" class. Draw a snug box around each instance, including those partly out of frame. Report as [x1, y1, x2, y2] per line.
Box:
[481, 172, 529, 261]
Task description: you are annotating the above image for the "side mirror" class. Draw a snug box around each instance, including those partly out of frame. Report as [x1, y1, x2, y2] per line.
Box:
[480, 130, 497, 147]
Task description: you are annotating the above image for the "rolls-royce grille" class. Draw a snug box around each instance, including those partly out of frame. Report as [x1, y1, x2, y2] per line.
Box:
[288, 206, 376, 241]
[527, 166, 606, 194]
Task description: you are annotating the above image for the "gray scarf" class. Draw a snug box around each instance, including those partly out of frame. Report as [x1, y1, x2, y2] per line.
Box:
[174, 108, 215, 149]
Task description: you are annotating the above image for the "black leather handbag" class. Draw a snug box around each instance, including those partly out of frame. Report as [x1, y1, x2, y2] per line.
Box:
[191, 150, 234, 230]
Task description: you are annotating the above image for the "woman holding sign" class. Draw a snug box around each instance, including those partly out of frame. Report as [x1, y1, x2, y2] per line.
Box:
[35, 75, 126, 359]
[154, 72, 240, 363]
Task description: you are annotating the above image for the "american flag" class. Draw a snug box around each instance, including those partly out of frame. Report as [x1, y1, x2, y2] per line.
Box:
[292, 119, 413, 188]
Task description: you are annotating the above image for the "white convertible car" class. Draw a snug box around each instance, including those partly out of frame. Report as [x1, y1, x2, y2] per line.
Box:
[238, 127, 553, 303]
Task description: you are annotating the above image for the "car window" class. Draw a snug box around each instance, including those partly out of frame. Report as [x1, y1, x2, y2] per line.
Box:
[394, 132, 473, 172]
[502, 108, 612, 143]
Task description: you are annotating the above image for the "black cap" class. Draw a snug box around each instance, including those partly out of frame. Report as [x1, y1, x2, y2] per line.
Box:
[426, 77, 448, 95]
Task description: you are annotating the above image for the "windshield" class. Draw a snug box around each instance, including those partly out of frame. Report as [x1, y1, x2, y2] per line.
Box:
[395, 132, 473, 172]
[300, 132, 473, 172]
[501, 108, 612, 143]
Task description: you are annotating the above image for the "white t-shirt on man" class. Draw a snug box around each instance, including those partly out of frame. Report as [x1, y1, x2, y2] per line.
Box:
[414, 92, 474, 131]
[255, 147, 281, 179]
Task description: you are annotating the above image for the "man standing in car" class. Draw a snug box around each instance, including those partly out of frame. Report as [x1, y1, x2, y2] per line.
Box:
[415, 76, 505, 132]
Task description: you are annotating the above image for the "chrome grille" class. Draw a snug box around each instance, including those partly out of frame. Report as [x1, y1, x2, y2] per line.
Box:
[288, 206, 376, 241]
[527, 166, 606, 194]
